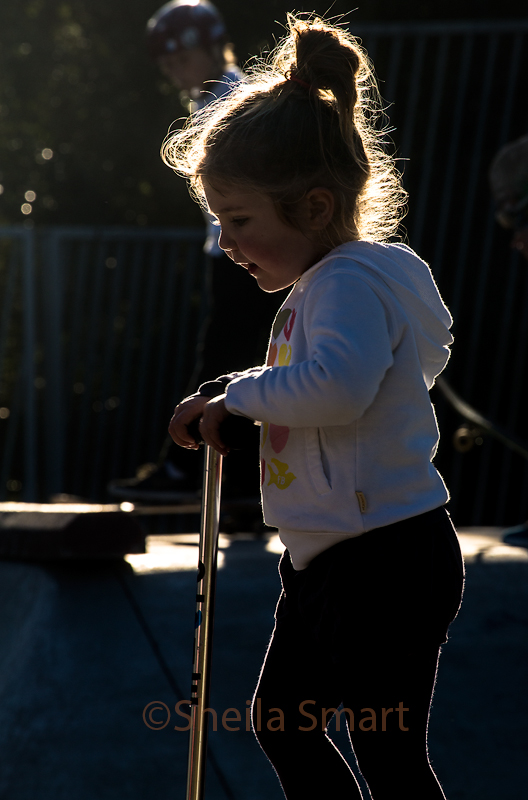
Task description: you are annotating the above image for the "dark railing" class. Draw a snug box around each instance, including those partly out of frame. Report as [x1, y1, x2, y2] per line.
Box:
[1, 19, 528, 524]
[353, 19, 528, 526]
[0, 226, 206, 502]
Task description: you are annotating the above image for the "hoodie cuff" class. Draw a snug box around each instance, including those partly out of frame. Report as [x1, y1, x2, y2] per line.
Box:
[198, 373, 238, 398]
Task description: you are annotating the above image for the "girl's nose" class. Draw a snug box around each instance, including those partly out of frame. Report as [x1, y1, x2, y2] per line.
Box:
[218, 227, 234, 253]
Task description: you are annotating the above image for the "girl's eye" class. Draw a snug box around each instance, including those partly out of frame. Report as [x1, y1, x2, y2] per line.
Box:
[232, 217, 249, 227]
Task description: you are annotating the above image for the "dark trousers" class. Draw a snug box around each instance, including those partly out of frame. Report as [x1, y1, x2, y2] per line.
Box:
[165, 254, 287, 494]
[252, 507, 465, 799]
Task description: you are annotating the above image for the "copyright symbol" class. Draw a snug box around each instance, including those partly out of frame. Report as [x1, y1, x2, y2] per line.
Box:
[143, 701, 170, 730]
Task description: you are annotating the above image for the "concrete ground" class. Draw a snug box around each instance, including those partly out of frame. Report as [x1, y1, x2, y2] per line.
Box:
[0, 525, 527, 799]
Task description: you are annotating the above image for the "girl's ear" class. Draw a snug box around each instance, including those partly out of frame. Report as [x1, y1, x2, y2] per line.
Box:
[306, 188, 335, 230]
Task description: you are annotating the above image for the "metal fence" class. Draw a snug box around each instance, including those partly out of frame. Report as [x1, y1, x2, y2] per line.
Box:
[0, 226, 206, 502]
[353, 19, 528, 526]
[0, 228, 38, 500]
[1, 19, 528, 524]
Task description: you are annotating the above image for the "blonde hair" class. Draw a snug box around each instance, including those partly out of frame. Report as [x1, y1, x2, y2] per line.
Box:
[163, 13, 407, 246]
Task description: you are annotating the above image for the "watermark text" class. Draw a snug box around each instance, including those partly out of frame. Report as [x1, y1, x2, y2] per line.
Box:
[142, 699, 409, 732]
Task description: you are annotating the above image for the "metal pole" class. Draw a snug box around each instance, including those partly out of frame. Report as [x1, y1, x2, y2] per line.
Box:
[186, 444, 223, 800]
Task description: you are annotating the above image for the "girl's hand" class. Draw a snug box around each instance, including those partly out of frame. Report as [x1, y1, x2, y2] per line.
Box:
[168, 394, 209, 449]
[199, 394, 231, 457]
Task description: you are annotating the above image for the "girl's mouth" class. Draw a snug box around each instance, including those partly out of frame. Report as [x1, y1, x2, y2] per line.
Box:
[239, 261, 258, 275]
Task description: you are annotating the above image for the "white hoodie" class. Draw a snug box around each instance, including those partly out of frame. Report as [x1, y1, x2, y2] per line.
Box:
[224, 241, 453, 568]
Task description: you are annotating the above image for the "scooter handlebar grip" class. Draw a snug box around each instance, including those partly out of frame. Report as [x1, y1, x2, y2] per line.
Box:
[186, 414, 256, 450]
[220, 414, 257, 450]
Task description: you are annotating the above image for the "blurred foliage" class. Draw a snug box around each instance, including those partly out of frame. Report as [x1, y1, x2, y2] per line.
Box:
[0, 0, 526, 227]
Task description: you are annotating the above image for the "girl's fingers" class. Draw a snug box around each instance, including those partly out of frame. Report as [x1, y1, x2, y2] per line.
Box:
[199, 417, 229, 456]
[168, 395, 209, 448]
[169, 412, 201, 448]
[169, 394, 230, 455]
[198, 395, 231, 456]
[168, 418, 198, 448]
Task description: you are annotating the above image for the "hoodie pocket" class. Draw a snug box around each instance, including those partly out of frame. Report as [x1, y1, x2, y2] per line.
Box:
[305, 427, 332, 496]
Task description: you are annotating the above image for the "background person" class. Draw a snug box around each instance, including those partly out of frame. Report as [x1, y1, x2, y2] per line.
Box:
[489, 133, 528, 263]
[489, 134, 528, 546]
[109, 0, 285, 509]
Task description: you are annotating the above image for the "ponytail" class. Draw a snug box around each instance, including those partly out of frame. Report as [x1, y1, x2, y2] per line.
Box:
[281, 16, 363, 159]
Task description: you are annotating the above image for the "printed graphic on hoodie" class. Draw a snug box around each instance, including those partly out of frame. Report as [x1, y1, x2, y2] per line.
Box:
[261, 422, 290, 453]
[272, 307, 295, 340]
[267, 458, 297, 490]
[261, 420, 293, 491]
[268, 308, 296, 366]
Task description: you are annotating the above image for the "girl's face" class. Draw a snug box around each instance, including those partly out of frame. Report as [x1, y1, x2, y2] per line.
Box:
[203, 181, 330, 292]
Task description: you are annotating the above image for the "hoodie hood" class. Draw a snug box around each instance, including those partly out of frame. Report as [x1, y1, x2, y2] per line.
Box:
[303, 240, 453, 389]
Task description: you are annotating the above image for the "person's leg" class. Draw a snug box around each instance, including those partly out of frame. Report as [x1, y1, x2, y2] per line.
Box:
[253, 595, 364, 800]
[336, 508, 463, 799]
[343, 642, 446, 800]
[197, 254, 287, 382]
[252, 509, 463, 799]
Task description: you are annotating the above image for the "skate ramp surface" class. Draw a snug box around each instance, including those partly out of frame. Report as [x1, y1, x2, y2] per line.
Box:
[0, 529, 526, 799]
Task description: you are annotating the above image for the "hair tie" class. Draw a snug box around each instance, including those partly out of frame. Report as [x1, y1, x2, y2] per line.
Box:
[286, 71, 312, 90]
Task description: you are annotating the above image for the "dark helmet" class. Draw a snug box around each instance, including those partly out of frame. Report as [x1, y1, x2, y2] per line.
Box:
[146, 0, 228, 60]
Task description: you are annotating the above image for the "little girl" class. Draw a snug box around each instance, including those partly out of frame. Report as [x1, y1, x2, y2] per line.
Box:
[167, 14, 464, 800]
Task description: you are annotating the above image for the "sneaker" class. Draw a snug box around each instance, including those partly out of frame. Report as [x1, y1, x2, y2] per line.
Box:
[107, 462, 200, 504]
[502, 522, 528, 548]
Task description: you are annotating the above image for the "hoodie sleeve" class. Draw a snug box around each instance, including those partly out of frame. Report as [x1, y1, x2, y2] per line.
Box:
[224, 271, 397, 428]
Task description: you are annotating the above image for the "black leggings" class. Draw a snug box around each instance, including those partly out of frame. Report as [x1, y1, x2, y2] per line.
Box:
[252, 507, 465, 800]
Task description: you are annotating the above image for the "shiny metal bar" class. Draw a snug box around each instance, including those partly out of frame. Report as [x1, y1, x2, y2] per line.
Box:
[186, 444, 223, 800]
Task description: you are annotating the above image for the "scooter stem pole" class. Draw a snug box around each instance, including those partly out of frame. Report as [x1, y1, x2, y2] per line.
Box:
[186, 444, 223, 800]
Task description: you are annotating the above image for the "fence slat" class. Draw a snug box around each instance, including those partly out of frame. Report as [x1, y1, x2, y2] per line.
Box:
[22, 229, 37, 500]
[42, 230, 65, 497]
[431, 34, 474, 279]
